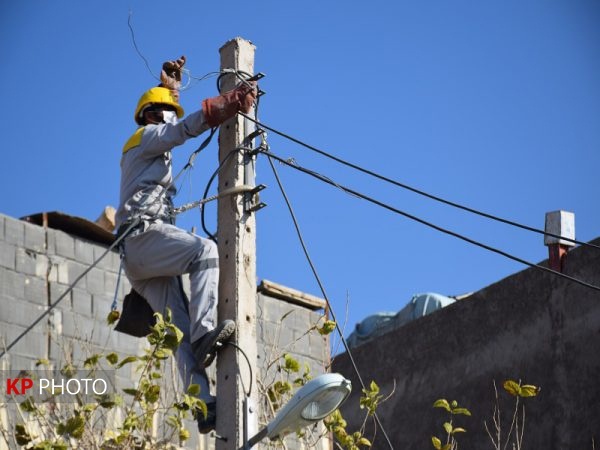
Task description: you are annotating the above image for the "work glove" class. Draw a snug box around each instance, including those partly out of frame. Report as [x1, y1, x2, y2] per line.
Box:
[159, 55, 186, 101]
[202, 81, 257, 128]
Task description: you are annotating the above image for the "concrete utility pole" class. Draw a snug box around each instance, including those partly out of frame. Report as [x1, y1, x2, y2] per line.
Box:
[216, 37, 259, 449]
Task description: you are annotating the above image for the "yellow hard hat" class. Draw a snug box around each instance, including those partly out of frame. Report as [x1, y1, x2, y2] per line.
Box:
[134, 87, 184, 124]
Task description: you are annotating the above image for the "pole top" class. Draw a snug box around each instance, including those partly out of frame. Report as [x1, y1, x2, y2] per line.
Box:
[219, 37, 256, 54]
[544, 210, 575, 247]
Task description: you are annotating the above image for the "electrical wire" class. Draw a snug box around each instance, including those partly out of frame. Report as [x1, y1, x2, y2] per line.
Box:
[200, 147, 248, 243]
[259, 148, 600, 294]
[1, 120, 221, 359]
[239, 113, 599, 251]
[0, 219, 141, 360]
[264, 151, 396, 450]
[127, 11, 159, 81]
[225, 341, 253, 397]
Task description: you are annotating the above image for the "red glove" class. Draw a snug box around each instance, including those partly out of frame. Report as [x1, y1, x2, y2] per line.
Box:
[202, 81, 257, 127]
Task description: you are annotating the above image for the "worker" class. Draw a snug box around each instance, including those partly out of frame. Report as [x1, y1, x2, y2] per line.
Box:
[115, 56, 257, 433]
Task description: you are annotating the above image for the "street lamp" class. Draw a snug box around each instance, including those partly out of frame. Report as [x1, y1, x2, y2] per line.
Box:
[246, 373, 352, 448]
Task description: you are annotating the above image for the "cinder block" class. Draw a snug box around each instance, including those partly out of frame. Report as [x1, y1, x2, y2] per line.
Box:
[9, 354, 39, 372]
[93, 294, 114, 321]
[87, 267, 105, 295]
[72, 288, 93, 317]
[51, 336, 76, 364]
[53, 230, 75, 259]
[1, 323, 47, 360]
[0, 269, 25, 300]
[93, 245, 120, 271]
[50, 258, 68, 284]
[0, 300, 47, 328]
[74, 239, 95, 265]
[0, 241, 15, 270]
[15, 248, 48, 277]
[49, 309, 62, 335]
[24, 276, 47, 305]
[111, 332, 142, 356]
[49, 283, 70, 311]
[104, 271, 123, 297]
[65, 260, 88, 289]
[4, 217, 24, 247]
[24, 222, 45, 252]
[0, 214, 5, 241]
[60, 311, 95, 340]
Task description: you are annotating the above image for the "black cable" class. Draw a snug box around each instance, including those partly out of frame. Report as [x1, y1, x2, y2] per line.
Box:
[2, 124, 219, 359]
[265, 153, 396, 450]
[260, 149, 600, 294]
[200, 147, 245, 243]
[0, 220, 141, 359]
[240, 113, 599, 251]
[127, 11, 159, 81]
[225, 341, 253, 397]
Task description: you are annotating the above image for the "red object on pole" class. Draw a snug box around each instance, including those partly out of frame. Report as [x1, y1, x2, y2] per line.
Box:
[548, 243, 569, 273]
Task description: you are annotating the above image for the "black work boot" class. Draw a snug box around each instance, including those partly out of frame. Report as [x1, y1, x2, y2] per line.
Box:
[192, 320, 235, 367]
[197, 402, 216, 434]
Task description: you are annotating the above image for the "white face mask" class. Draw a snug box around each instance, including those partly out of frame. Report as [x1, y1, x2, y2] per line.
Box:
[162, 110, 178, 125]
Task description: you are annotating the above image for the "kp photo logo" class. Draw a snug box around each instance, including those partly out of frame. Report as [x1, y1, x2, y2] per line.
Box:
[1, 369, 115, 403]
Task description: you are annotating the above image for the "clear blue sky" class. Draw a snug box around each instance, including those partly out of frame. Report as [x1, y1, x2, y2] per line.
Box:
[2, 1, 599, 341]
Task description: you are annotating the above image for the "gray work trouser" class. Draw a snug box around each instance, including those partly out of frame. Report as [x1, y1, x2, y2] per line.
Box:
[122, 222, 219, 403]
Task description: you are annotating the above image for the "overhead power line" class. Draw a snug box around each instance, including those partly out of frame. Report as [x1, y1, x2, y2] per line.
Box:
[239, 113, 599, 251]
[264, 151, 396, 450]
[258, 148, 600, 294]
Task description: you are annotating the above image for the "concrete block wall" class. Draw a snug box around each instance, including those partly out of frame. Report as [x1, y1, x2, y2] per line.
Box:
[0, 213, 140, 373]
[0, 213, 330, 450]
[333, 237, 600, 450]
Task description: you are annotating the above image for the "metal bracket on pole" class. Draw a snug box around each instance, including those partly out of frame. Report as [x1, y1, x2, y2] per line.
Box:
[246, 184, 267, 213]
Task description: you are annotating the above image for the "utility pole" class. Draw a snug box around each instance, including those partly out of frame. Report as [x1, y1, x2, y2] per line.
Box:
[216, 37, 259, 449]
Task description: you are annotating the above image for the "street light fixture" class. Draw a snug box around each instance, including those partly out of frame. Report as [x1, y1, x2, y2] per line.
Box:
[246, 373, 352, 448]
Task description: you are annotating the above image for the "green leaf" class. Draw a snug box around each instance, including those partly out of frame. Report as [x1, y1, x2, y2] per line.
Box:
[179, 427, 190, 441]
[187, 384, 201, 396]
[163, 325, 184, 350]
[15, 424, 32, 446]
[144, 384, 161, 403]
[433, 399, 451, 412]
[450, 400, 458, 408]
[357, 437, 372, 447]
[503, 380, 521, 397]
[35, 358, 50, 367]
[431, 436, 442, 449]
[63, 415, 86, 438]
[107, 310, 120, 325]
[369, 380, 380, 394]
[116, 356, 138, 369]
[154, 348, 172, 359]
[443, 422, 453, 434]
[452, 427, 467, 434]
[317, 320, 337, 335]
[283, 354, 300, 373]
[452, 407, 471, 416]
[520, 384, 540, 398]
[19, 397, 37, 413]
[84, 354, 101, 369]
[61, 363, 77, 378]
[105, 353, 119, 365]
[166, 415, 180, 428]
[122, 388, 139, 397]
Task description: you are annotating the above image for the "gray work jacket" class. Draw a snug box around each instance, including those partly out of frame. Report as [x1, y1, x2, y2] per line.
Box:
[116, 109, 210, 229]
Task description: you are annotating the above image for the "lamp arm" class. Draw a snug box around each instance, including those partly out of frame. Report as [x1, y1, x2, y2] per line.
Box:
[245, 427, 269, 449]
